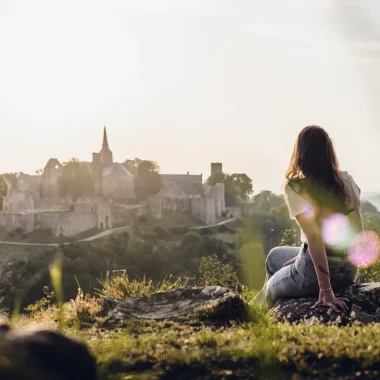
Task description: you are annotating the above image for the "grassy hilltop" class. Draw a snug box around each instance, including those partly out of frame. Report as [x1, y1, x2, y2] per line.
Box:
[1, 210, 380, 379]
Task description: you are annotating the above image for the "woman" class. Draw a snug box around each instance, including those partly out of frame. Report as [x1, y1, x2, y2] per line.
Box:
[259, 125, 362, 311]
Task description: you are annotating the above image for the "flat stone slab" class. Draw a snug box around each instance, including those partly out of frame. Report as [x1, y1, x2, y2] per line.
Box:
[100, 286, 248, 324]
[273, 282, 380, 325]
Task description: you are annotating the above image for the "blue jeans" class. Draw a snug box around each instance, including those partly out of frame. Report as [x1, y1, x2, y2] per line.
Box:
[256, 245, 358, 307]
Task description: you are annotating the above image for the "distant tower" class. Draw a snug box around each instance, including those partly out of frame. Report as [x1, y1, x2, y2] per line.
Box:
[99, 126, 113, 167]
[211, 163, 223, 176]
[92, 127, 114, 196]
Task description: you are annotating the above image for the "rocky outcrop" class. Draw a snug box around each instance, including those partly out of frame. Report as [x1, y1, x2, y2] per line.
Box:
[100, 286, 248, 324]
[273, 283, 380, 325]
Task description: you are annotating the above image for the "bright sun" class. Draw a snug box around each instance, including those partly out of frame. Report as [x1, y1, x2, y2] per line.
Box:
[0, 0, 136, 120]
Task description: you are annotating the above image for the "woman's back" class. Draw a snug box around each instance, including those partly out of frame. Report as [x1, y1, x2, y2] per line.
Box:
[285, 171, 362, 256]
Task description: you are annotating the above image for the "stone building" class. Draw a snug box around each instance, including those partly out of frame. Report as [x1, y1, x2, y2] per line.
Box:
[91, 127, 136, 200]
[148, 166, 226, 225]
[3, 173, 42, 210]
[0, 127, 140, 236]
[41, 158, 63, 206]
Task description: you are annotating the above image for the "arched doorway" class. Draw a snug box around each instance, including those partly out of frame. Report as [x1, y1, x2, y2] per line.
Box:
[105, 216, 109, 229]
[100, 222, 104, 230]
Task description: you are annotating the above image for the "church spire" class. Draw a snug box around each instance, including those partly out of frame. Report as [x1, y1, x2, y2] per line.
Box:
[102, 126, 109, 150]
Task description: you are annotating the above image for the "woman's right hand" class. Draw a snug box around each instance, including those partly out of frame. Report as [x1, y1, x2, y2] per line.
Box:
[312, 289, 349, 313]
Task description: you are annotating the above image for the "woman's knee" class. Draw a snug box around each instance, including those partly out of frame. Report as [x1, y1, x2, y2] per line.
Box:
[265, 247, 283, 276]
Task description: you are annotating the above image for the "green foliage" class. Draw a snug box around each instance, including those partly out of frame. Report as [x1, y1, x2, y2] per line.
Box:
[207, 172, 253, 206]
[99, 271, 191, 298]
[0, 175, 8, 199]
[24, 286, 55, 313]
[280, 227, 300, 247]
[0, 173, 16, 210]
[57, 158, 95, 202]
[70, 287, 100, 328]
[154, 226, 170, 239]
[361, 201, 378, 214]
[234, 218, 266, 290]
[199, 254, 239, 289]
[253, 191, 285, 216]
[133, 159, 163, 201]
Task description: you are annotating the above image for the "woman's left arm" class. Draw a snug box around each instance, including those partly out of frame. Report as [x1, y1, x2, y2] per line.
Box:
[296, 213, 349, 312]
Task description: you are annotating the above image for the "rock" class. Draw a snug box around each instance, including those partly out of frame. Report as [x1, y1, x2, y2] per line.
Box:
[0, 323, 97, 380]
[100, 286, 249, 324]
[273, 282, 380, 325]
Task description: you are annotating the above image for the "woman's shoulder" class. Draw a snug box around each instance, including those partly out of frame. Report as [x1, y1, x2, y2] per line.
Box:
[283, 179, 310, 202]
[284, 178, 303, 195]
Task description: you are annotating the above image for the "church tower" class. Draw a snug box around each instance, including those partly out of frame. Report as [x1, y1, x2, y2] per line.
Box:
[99, 126, 113, 167]
[92, 126, 114, 196]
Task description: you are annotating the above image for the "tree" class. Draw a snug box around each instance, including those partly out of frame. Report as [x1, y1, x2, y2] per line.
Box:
[253, 191, 285, 215]
[361, 201, 378, 214]
[123, 158, 142, 177]
[0, 175, 8, 199]
[0, 175, 7, 210]
[0, 173, 17, 210]
[207, 172, 253, 206]
[133, 160, 163, 201]
[58, 158, 95, 203]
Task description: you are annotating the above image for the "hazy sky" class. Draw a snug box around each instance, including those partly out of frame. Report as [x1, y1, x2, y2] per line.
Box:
[1, 0, 380, 193]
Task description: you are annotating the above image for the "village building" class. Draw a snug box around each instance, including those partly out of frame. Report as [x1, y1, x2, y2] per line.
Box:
[0, 129, 227, 236]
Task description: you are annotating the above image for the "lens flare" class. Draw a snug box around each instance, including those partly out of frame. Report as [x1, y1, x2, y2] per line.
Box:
[303, 207, 315, 220]
[322, 213, 351, 246]
[348, 231, 380, 268]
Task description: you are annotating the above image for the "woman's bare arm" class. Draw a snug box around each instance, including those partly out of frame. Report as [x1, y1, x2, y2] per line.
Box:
[296, 213, 331, 289]
[296, 212, 348, 312]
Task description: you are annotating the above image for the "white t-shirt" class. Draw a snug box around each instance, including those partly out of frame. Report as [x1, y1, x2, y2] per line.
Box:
[284, 172, 361, 243]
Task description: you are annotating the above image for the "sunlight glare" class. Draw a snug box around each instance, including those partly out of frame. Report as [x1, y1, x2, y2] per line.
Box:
[0, 0, 137, 118]
[348, 231, 380, 268]
[322, 213, 351, 247]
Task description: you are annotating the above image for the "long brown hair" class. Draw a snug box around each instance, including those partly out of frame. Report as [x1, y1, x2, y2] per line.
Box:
[286, 125, 351, 214]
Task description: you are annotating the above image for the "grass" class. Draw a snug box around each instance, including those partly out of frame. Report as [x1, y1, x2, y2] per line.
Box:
[4, 244, 380, 379]
[80, 315, 380, 379]
[7, 274, 380, 380]
[98, 271, 193, 299]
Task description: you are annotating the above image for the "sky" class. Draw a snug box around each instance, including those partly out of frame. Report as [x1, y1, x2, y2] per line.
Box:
[0, 0, 380, 194]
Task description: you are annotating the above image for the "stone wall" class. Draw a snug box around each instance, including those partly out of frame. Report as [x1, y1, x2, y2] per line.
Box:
[147, 196, 163, 219]
[60, 211, 97, 236]
[112, 204, 147, 226]
[225, 206, 243, 218]
[34, 213, 62, 236]
[0, 210, 98, 237]
[0, 213, 35, 234]
[97, 201, 112, 229]
[190, 197, 216, 225]
[0, 212, 62, 235]
[204, 183, 225, 218]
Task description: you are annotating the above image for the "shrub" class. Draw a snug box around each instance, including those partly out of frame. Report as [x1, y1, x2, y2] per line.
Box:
[280, 228, 300, 247]
[154, 226, 170, 239]
[199, 254, 240, 290]
[138, 215, 148, 224]
[171, 226, 185, 235]
[69, 287, 100, 328]
[98, 271, 191, 298]
[24, 286, 55, 314]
